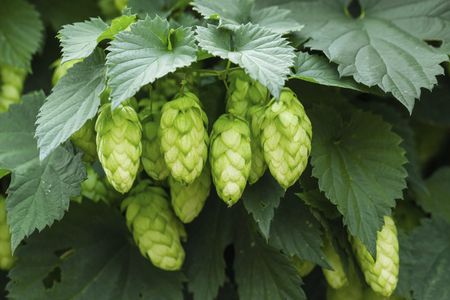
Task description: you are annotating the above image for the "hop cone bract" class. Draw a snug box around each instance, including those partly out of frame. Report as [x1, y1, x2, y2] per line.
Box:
[121, 186, 185, 271]
[291, 256, 315, 277]
[322, 241, 348, 289]
[210, 114, 251, 206]
[0, 65, 26, 112]
[71, 119, 97, 162]
[261, 88, 312, 189]
[352, 216, 399, 297]
[159, 92, 208, 184]
[81, 165, 119, 204]
[247, 105, 267, 184]
[96, 103, 142, 194]
[169, 167, 211, 223]
[0, 196, 14, 270]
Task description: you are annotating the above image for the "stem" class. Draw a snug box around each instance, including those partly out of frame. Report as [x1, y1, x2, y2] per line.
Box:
[167, 29, 175, 51]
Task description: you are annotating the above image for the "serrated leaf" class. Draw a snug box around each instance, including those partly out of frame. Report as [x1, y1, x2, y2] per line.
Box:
[235, 220, 306, 300]
[97, 15, 137, 42]
[7, 202, 184, 300]
[285, 0, 449, 112]
[106, 16, 197, 107]
[269, 193, 327, 267]
[185, 197, 234, 300]
[309, 105, 407, 254]
[0, 0, 43, 68]
[36, 49, 106, 160]
[58, 17, 108, 63]
[196, 24, 295, 98]
[242, 173, 284, 239]
[0, 92, 85, 251]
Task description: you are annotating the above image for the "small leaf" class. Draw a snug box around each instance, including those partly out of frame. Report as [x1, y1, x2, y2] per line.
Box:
[417, 167, 450, 222]
[58, 17, 108, 63]
[36, 49, 106, 160]
[106, 16, 197, 107]
[196, 24, 295, 98]
[97, 15, 137, 42]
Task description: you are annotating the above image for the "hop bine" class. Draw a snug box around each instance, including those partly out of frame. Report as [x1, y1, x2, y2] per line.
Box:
[261, 88, 312, 189]
[95, 103, 142, 194]
[159, 92, 208, 184]
[0, 196, 14, 270]
[210, 114, 251, 206]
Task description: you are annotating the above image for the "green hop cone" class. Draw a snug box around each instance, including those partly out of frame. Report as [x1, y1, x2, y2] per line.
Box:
[352, 216, 399, 297]
[169, 167, 211, 223]
[210, 114, 251, 206]
[71, 119, 97, 162]
[96, 103, 142, 194]
[0, 196, 14, 270]
[114, 0, 128, 11]
[260, 88, 312, 189]
[121, 186, 185, 271]
[247, 105, 267, 184]
[51, 59, 82, 86]
[322, 240, 348, 289]
[81, 165, 119, 204]
[291, 256, 315, 277]
[159, 92, 208, 184]
[0, 65, 26, 112]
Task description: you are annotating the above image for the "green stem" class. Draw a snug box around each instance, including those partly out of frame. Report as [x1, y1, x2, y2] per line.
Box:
[167, 29, 175, 51]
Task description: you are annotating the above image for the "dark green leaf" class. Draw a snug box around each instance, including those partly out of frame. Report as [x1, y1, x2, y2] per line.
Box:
[128, 0, 177, 19]
[417, 167, 450, 222]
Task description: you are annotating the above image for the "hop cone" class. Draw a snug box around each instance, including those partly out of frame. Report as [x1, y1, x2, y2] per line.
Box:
[247, 105, 267, 184]
[291, 256, 315, 277]
[96, 103, 142, 194]
[326, 262, 364, 300]
[51, 59, 81, 86]
[169, 167, 211, 223]
[210, 114, 251, 206]
[121, 186, 185, 271]
[71, 119, 97, 162]
[0, 65, 26, 112]
[81, 165, 119, 204]
[261, 88, 312, 189]
[322, 241, 348, 289]
[0, 196, 14, 270]
[159, 92, 208, 184]
[352, 216, 399, 297]
[226, 70, 268, 118]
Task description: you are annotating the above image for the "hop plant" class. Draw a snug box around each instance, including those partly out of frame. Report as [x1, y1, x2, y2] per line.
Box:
[51, 59, 81, 86]
[352, 216, 399, 297]
[322, 240, 348, 289]
[0, 196, 14, 270]
[260, 88, 312, 189]
[159, 92, 208, 184]
[326, 267, 364, 300]
[247, 105, 267, 184]
[0, 65, 26, 112]
[81, 165, 119, 204]
[169, 167, 211, 223]
[71, 119, 97, 162]
[210, 114, 251, 206]
[121, 185, 185, 271]
[291, 256, 315, 277]
[95, 103, 142, 194]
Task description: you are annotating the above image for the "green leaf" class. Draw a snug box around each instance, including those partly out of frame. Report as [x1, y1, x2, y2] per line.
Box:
[309, 105, 407, 254]
[417, 167, 450, 222]
[106, 16, 197, 108]
[185, 197, 234, 300]
[0, 169, 9, 180]
[58, 17, 108, 63]
[396, 230, 414, 300]
[242, 173, 284, 239]
[285, 0, 449, 112]
[235, 220, 306, 300]
[0, 0, 43, 68]
[410, 218, 450, 300]
[269, 193, 327, 267]
[7, 202, 184, 300]
[192, 0, 303, 34]
[196, 24, 295, 98]
[128, 0, 177, 18]
[292, 52, 370, 93]
[0, 92, 85, 251]
[97, 15, 137, 42]
[36, 49, 106, 160]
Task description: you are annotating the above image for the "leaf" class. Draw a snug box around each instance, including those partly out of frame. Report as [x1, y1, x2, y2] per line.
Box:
[0, 0, 43, 68]
[58, 17, 108, 63]
[185, 196, 234, 300]
[269, 193, 328, 267]
[396, 230, 414, 300]
[235, 219, 306, 300]
[128, 0, 177, 18]
[242, 173, 284, 239]
[36, 49, 106, 160]
[410, 218, 450, 300]
[0, 92, 85, 251]
[7, 202, 184, 300]
[285, 0, 449, 112]
[0, 169, 9, 180]
[192, 0, 303, 34]
[416, 167, 450, 222]
[309, 105, 407, 254]
[106, 16, 197, 108]
[292, 52, 370, 93]
[97, 15, 137, 42]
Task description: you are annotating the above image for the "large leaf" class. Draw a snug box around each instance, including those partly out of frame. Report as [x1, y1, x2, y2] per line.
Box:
[58, 18, 108, 63]
[0, 92, 85, 251]
[106, 16, 197, 108]
[285, 0, 449, 112]
[0, 0, 43, 68]
[416, 168, 450, 222]
[36, 49, 106, 160]
[185, 197, 234, 300]
[309, 105, 407, 254]
[7, 202, 184, 300]
[196, 24, 295, 98]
